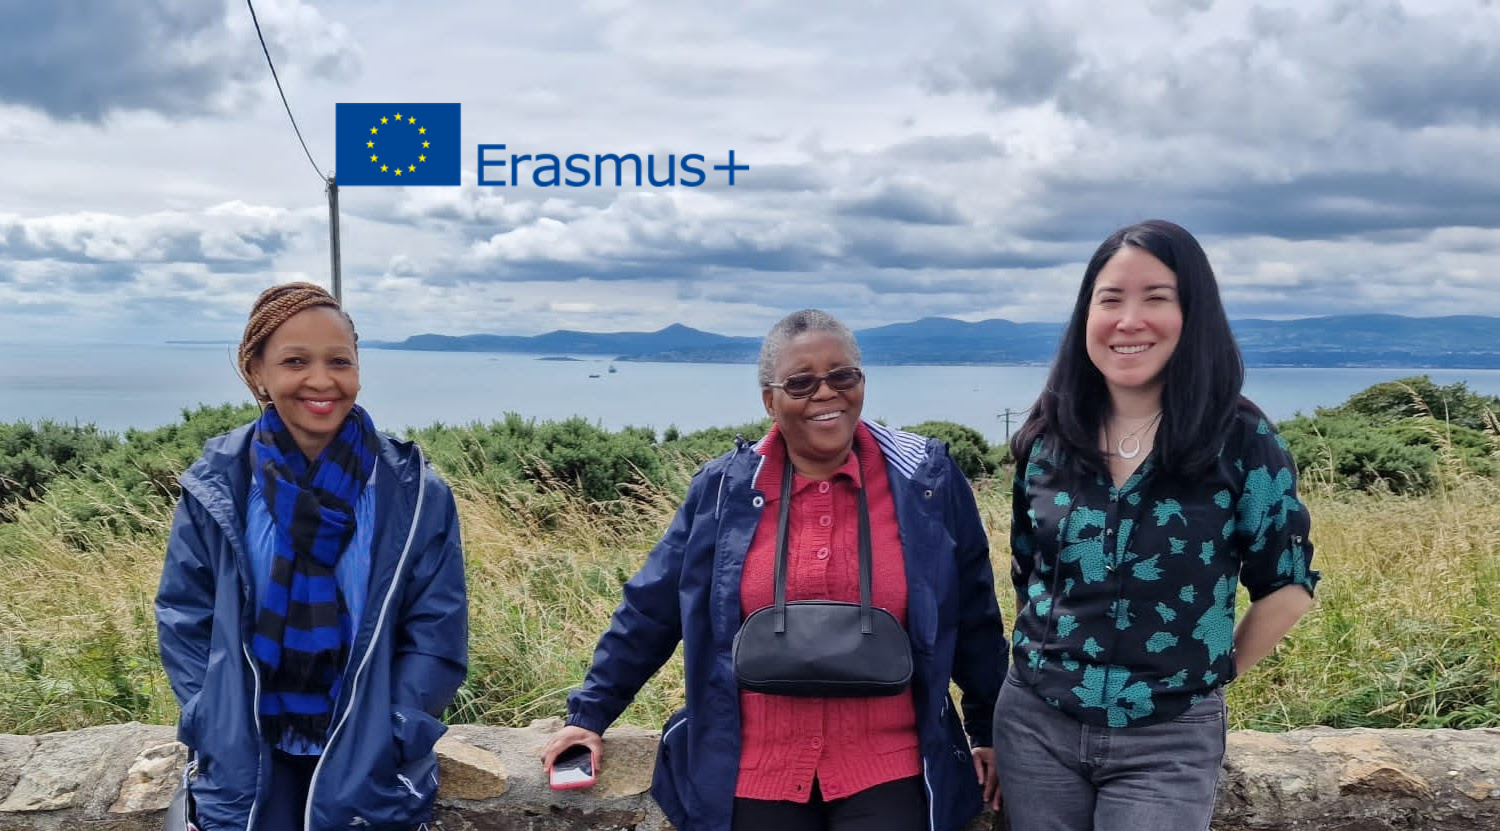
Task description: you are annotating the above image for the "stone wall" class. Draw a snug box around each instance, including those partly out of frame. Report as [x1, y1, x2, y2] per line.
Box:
[0, 721, 1495, 830]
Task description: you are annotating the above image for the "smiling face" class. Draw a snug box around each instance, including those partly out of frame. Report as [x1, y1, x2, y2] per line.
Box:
[1085, 244, 1183, 404]
[250, 306, 361, 460]
[761, 329, 864, 479]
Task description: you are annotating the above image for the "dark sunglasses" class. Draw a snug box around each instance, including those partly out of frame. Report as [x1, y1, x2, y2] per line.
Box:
[767, 366, 865, 399]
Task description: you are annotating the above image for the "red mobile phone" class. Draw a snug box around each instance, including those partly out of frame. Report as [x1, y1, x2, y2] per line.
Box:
[549, 744, 597, 790]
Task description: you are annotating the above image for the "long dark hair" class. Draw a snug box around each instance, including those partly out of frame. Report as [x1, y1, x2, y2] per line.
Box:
[1010, 219, 1247, 478]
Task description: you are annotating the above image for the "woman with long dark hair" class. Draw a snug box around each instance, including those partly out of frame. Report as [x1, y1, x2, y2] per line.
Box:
[994, 220, 1319, 830]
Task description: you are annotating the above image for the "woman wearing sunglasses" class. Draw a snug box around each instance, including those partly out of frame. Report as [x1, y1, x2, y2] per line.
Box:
[542, 309, 1006, 831]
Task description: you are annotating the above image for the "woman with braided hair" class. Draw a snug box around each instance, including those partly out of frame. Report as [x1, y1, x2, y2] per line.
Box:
[155, 282, 468, 830]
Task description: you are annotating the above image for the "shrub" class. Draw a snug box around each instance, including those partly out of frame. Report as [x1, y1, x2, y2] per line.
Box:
[900, 420, 1005, 481]
[1278, 376, 1499, 494]
[0, 421, 117, 510]
[413, 415, 667, 504]
[660, 419, 770, 465]
[1279, 413, 1439, 493]
[1332, 376, 1500, 432]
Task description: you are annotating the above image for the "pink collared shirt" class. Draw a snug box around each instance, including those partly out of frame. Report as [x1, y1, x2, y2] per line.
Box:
[735, 423, 921, 803]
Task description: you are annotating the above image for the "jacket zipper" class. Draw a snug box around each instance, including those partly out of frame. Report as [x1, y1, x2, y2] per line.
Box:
[922, 758, 936, 831]
[224, 485, 265, 830]
[241, 641, 265, 829]
[302, 453, 428, 831]
[925, 697, 949, 831]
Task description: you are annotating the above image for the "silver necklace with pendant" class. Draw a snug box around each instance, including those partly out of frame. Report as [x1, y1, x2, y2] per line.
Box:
[1114, 411, 1162, 460]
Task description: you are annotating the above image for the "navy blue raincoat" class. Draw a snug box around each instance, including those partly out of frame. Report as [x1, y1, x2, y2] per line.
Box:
[566, 421, 1006, 831]
[155, 425, 467, 830]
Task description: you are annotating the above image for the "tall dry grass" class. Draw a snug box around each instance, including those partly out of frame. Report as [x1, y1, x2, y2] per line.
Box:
[1223, 462, 1500, 729]
[0, 444, 1495, 735]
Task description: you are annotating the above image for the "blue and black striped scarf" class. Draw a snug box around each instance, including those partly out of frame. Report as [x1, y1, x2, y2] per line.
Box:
[250, 404, 378, 746]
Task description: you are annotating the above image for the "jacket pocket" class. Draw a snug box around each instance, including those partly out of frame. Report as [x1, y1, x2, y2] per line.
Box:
[177, 691, 203, 750]
[362, 707, 446, 826]
[650, 708, 696, 828]
[393, 707, 447, 765]
[937, 696, 982, 805]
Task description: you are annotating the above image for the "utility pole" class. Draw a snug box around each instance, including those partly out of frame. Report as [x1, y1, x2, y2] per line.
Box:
[999, 407, 1021, 439]
[327, 175, 342, 303]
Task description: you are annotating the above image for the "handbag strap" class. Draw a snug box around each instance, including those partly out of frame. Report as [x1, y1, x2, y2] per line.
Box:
[773, 454, 876, 634]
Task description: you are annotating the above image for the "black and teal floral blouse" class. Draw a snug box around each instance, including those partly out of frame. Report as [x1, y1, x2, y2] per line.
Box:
[1009, 405, 1319, 727]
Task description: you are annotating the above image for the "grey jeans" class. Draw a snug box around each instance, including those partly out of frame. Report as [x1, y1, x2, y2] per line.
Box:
[992, 673, 1227, 831]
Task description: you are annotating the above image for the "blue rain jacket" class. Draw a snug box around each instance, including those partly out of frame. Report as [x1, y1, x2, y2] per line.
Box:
[155, 424, 468, 830]
[566, 420, 1007, 831]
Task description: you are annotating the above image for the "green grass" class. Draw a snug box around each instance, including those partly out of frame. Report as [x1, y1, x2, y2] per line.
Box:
[0, 438, 1495, 736]
[1223, 481, 1499, 729]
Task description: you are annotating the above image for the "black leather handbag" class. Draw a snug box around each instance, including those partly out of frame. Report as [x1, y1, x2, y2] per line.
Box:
[732, 456, 913, 697]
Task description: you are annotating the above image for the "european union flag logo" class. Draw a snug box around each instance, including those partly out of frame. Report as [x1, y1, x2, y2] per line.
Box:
[335, 103, 460, 186]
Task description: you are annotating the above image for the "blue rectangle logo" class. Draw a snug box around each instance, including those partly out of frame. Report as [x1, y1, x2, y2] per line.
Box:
[335, 103, 461, 186]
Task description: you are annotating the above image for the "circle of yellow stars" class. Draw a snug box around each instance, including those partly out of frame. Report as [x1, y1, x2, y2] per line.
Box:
[365, 111, 433, 177]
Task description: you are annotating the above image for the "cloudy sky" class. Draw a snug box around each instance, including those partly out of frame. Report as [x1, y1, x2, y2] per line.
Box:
[3, 0, 1498, 345]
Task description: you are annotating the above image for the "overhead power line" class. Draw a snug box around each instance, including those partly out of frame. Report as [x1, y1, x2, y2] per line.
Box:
[245, 0, 343, 301]
[246, 0, 326, 182]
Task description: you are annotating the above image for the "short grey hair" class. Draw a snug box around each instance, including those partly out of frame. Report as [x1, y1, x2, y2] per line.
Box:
[757, 309, 862, 387]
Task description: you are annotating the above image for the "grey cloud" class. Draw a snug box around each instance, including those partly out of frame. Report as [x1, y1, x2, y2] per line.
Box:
[116, 291, 238, 327]
[843, 225, 1069, 271]
[858, 270, 1009, 296]
[47, 262, 143, 292]
[0, 213, 296, 266]
[1022, 162, 1500, 244]
[882, 134, 1006, 164]
[923, 10, 1078, 106]
[933, 2, 1500, 139]
[715, 163, 828, 193]
[1197, 174, 1500, 239]
[1147, 0, 1214, 13]
[688, 274, 876, 312]
[0, 0, 357, 122]
[450, 191, 846, 283]
[836, 180, 967, 226]
[1350, 48, 1500, 127]
[454, 242, 830, 284]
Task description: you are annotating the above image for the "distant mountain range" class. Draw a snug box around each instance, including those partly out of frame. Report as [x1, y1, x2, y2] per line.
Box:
[366, 314, 1500, 369]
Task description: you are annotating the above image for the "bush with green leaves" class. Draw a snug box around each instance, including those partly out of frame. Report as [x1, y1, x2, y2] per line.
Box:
[1279, 412, 1440, 493]
[33, 404, 261, 539]
[900, 420, 1007, 481]
[660, 419, 770, 463]
[1333, 376, 1500, 432]
[1278, 376, 1499, 494]
[412, 414, 666, 504]
[0, 421, 116, 511]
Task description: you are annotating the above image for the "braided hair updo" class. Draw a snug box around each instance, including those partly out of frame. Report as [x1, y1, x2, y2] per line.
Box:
[237, 282, 358, 405]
